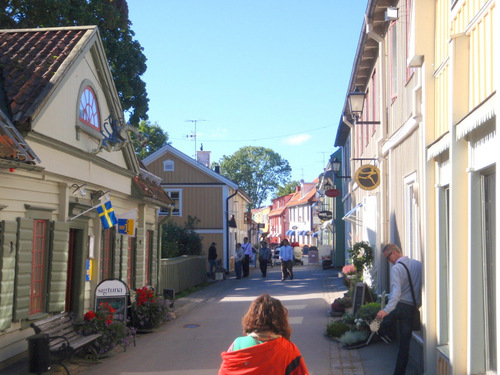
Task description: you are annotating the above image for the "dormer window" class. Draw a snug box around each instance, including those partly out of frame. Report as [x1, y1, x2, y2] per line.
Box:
[79, 86, 100, 131]
[163, 159, 174, 172]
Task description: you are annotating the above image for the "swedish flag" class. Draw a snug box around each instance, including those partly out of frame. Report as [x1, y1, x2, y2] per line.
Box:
[97, 200, 117, 229]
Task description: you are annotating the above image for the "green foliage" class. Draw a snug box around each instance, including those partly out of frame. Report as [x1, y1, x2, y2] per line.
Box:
[326, 320, 350, 338]
[217, 146, 292, 208]
[354, 302, 381, 331]
[342, 312, 355, 326]
[135, 120, 170, 159]
[274, 180, 301, 198]
[161, 216, 203, 258]
[347, 241, 374, 272]
[339, 330, 369, 346]
[1, 0, 149, 124]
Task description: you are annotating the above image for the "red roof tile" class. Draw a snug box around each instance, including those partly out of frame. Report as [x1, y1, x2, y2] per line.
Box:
[0, 28, 87, 130]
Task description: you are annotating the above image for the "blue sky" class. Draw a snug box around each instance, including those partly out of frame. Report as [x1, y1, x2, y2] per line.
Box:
[126, 1, 367, 184]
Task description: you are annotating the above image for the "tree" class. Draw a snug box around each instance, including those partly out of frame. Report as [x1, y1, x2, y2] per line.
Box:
[1, 0, 149, 125]
[161, 216, 203, 258]
[274, 180, 301, 198]
[217, 146, 292, 209]
[134, 120, 170, 160]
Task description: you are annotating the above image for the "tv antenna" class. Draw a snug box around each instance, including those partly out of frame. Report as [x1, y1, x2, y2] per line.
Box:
[185, 119, 206, 160]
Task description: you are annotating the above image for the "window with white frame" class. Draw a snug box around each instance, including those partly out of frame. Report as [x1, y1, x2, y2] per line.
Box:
[163, 159, 174, 172]
[163, 189, 182, 216]
[438, 186, 450, 345]
[404, 173, 420, 261]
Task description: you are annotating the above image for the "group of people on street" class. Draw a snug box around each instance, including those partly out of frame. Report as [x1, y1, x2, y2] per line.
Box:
[213, 241, 421, 375]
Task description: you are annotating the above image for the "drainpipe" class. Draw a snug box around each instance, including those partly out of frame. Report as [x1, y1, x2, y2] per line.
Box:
[225, 189, 238, 271]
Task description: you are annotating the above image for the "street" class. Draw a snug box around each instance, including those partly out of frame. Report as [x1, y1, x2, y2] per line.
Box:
[82, 263, 340, 375]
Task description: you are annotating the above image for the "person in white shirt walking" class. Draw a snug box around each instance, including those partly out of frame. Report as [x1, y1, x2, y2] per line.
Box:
[376, 243, 422, 375]
[279, 239, 294, 281]
[241, 237, 253, 277]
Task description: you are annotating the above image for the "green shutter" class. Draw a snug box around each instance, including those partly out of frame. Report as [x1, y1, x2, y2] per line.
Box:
[151, 229, 158, 290]
[135, 228, 145, 287]
[47, 221, 69, 313]
[14, 218, 33, 320]
[0, 221, 17, 330]
[113, 234, 121, 278]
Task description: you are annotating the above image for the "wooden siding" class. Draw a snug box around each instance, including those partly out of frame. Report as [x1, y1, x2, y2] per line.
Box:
[435, 64, 451, 138]
[146, 152, 219, 184]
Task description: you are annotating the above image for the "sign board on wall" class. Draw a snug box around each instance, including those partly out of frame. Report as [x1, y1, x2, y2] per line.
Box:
[355, 165, 381, 191]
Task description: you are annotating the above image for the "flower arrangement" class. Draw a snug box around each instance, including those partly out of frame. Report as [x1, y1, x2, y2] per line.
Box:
[78, 302, 135, 355]
[342, 264, 357, 276]
[347, 241, 374, 272]
[131, 286, 175, 330]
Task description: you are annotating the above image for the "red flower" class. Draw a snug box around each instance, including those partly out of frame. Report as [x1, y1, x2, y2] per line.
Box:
[84, 311, 96, 321]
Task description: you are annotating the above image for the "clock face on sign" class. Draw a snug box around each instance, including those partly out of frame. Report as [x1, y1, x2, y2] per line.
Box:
[355, 165, 380, 191]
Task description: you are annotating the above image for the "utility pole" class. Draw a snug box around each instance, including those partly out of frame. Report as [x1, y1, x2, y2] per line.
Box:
[185, 119, 206, 160]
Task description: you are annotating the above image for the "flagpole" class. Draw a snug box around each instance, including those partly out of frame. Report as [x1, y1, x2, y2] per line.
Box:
[67, 202, 103, 222]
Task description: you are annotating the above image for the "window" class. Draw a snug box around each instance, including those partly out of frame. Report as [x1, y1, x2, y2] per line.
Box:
[481, 172, 496, 371]
[404, 173, 420, 261]
[163, 160, 174, 172]
[30, 220, 47, 315]
[79, 86, 100, 131]
[126, 237, 134, 288]
[438, 187, 450, 345]
[389, 21, 398, 101]
[165, 189, 182, 216]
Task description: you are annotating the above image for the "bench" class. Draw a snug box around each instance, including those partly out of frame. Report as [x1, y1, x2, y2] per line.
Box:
[30, 312, 102, 370]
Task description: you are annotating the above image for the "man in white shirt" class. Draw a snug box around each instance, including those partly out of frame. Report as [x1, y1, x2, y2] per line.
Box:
[376, 243, 422, 375]
[279, 239, 294, 281]
[241, 237, 253, 277]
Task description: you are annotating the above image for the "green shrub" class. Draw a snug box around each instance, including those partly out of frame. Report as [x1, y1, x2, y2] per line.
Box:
[326, 320, 350, 338]
[342, 312, 355, 327]
[354, 302, 381, 331]
[339, 330, 369, 346]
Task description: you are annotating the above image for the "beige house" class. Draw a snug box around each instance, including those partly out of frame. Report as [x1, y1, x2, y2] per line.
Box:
[0, 26, 172, 363]
[142, 145, 252, 273]
[336, 0, 497, 373]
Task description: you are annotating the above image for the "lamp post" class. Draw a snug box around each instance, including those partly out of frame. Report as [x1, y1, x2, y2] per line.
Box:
[347, 87, 380, 125]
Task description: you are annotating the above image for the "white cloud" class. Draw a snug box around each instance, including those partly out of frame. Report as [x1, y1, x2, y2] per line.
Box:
[283, 134, 311, 146]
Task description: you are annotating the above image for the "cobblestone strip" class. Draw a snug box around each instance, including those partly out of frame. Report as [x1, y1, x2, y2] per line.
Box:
[323, 273, 365, 375]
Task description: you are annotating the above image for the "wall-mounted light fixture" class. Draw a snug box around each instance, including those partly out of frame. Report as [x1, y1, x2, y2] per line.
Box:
[91, 190, 110, 202]
[331, 158, 351, 179]
[70, 183, 87, 197]
[385, 7, 399, 21]
[347, 87, 381, 125]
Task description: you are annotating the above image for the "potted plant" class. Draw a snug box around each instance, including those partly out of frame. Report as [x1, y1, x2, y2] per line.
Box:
[131, 286, 175, 331]
[347, 241, 374, 274]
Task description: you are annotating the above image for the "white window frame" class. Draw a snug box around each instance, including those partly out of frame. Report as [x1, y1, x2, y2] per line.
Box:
[165, 189, 182, 216]
[404, 173, 420, 261]
[163, 159, 174, 172]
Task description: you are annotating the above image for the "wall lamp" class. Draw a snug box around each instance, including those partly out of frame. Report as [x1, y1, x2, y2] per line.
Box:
[331, 158, 351, 179]
[347, 87, 381, 125]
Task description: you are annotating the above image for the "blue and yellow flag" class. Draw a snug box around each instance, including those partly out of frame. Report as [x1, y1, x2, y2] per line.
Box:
[97, 200, 117, 229]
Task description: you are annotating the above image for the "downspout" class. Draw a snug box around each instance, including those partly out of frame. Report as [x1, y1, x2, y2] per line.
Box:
[225, 189, 238, 271]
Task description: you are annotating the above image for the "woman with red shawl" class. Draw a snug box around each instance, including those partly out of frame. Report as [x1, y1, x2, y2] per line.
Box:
[218, 294, 309, 375]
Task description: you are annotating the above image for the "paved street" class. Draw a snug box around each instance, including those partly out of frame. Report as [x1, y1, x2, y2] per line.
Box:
[1, 263, 404, 374]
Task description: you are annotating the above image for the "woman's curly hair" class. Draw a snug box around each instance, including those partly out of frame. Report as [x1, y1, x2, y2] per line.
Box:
[241, 294, 292, 340]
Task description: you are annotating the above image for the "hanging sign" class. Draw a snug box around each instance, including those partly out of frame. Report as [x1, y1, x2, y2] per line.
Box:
[325, 189, 341, 198]
[355, 165, 381, 191]
[318, 210, 333, 221]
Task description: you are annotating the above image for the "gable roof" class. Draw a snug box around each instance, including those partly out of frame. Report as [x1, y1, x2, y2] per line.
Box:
[286, 183, 317, 207]
[0, 108, 40, 165]
[143, 143, 238, 189]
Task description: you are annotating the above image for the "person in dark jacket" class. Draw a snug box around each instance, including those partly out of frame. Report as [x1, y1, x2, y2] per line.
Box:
[218, 294, 309, 375]
[258, 241, 271, 277]
[208, 242, 218, 279]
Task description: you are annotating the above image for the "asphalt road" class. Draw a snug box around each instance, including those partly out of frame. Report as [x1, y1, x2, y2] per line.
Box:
[82, 262, 340, 375]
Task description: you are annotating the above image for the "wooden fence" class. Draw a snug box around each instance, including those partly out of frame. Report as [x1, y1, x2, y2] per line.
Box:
[159, 255, 207, 294]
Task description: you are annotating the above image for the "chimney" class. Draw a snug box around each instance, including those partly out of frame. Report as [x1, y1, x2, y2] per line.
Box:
[214, 165, 220, 174]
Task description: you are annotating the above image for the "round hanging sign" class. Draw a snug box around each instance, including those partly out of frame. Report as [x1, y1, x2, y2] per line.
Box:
[325, 189, 341, 198]
[355, 165, 381, 191]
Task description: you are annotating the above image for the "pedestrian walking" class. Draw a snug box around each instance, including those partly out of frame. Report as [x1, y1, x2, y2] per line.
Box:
[279, 239, 294, 281]
[234, 243, 244, 279]
[208, 242, 218, 279]
[218, 294, 309, 375]
[241, 237, 253, 277]
[258, 241, 271, 277]
[376, 243, 422, 375]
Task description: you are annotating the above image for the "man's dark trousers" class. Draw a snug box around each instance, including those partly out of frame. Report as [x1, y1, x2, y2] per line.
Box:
[243, 254, 250, 277]
[379, 302, 414, 375]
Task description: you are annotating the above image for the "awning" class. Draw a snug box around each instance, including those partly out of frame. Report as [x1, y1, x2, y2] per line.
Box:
[286, 230, 292, 235]
[342, 203, 363, 225]
[456, 92, 496, 140]
[312, 232, 319, 238]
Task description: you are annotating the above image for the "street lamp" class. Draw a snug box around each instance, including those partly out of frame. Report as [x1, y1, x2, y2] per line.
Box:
[347, 87, 380, 125]
[331, 158, 351, 179]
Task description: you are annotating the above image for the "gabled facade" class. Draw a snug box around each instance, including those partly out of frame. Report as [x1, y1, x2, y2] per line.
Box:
[285, 180, 318, 247]
[268, 194, 293, 245]
[142, 145, 251, 272]
[0, 26, 171, 363]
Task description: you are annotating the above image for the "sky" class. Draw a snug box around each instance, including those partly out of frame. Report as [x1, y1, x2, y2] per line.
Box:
[126, 1, 367, 184]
